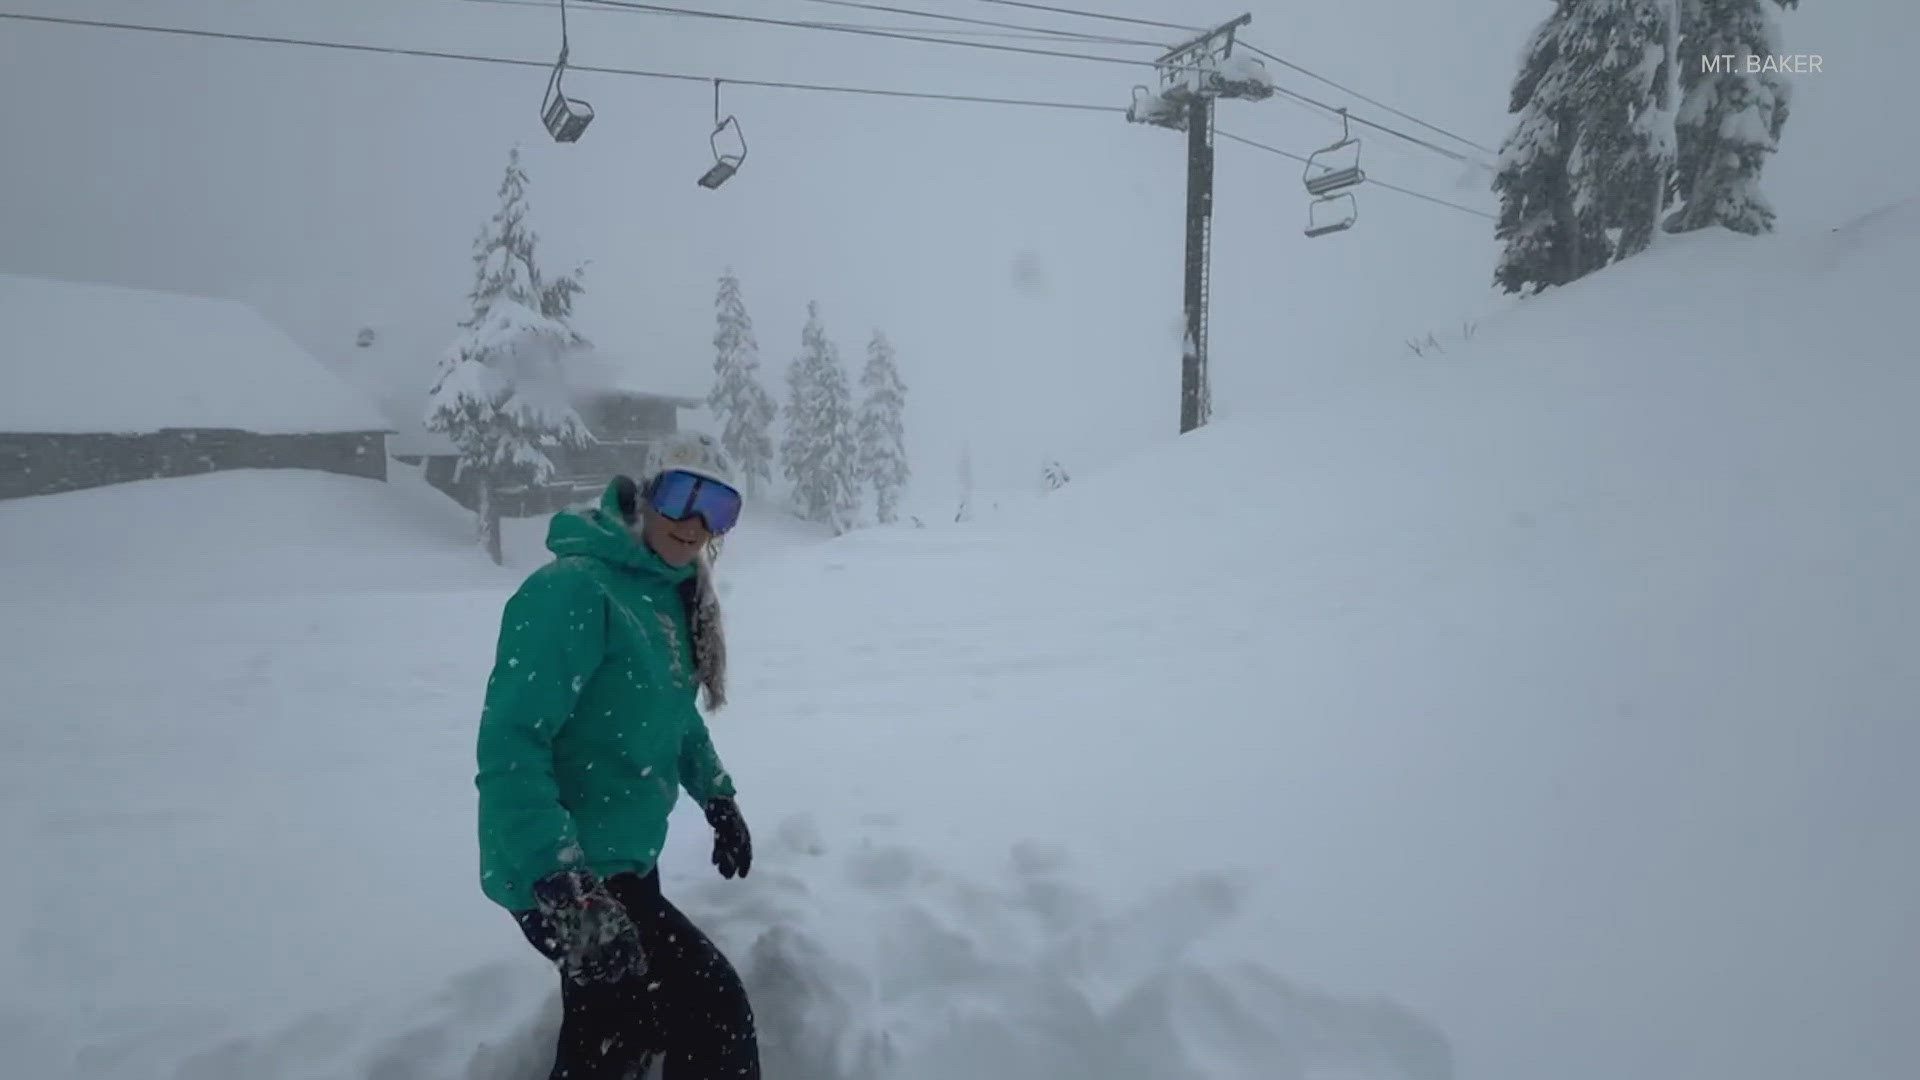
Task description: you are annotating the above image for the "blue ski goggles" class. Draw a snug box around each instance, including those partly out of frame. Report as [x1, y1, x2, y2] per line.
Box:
[645, 469, 743, 535]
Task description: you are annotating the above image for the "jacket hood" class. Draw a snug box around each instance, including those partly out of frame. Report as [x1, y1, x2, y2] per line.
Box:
[544, 478, 698, 586]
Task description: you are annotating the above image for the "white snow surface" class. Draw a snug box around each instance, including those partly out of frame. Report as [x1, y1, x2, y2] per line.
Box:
[0, 273, 392, 435]
[1216, 51, 1274, 96]
[3, 202, 1919, 1080]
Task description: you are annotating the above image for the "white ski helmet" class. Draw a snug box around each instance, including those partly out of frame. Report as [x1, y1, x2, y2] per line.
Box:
[646, 431, 739, 494]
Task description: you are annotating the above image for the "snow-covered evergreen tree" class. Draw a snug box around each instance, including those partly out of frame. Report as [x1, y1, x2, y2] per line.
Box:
[1494, 2, 1612, 293]
[1666, 0, 1797, 234]
[1562, 0, 1683, 260]
[780, 302, 858, 533]
[708, 269, 777, 499]
[1495, 0, 1688, 288]
[853, 329, 910, 525]
[424, 145, 590, 564]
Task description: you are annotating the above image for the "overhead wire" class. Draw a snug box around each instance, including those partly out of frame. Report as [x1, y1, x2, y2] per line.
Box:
[468, 0, 1146, 42]
[790, 0, 1169, 48]
[560, 0, 1161, 68]
[1259, 82, 1494, 169]
[1216, 129, 1497, 221]
[0, 11, 1121, 112]
[1237, 41, 1497, 158]
[953, 3, 1496, 164]
[485, 0, 1497, 175]
[490, 2, 1493, 178]
[965, 0, 1202, 33]
[0, 10, 1495, 223]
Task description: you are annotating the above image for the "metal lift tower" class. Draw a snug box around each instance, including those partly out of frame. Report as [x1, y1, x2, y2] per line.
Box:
[1125, 15, 1272, 434]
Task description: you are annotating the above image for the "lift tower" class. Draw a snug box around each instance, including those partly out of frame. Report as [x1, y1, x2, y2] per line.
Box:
[1125, 15, 1272, 433]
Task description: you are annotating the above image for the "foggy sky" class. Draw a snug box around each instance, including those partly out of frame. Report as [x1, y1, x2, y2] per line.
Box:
[3, 1, 1900, 500]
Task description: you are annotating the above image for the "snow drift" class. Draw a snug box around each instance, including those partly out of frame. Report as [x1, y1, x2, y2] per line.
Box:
[3, 200, 1917, 1080]
[0, 469, 517, 600]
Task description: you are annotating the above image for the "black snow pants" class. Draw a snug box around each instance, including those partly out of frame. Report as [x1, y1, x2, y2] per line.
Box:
[515, 869, 760, 1080]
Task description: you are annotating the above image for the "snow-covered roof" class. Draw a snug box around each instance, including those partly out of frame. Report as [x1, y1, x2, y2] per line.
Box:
[563, 342, 707, 406]
[0, 273, 393, 434]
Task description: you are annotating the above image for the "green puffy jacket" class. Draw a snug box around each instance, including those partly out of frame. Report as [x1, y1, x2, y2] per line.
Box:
[475, 479, 737, 912]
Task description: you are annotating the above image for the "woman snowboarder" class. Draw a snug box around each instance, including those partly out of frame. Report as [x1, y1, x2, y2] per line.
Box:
[474, 431, 759, 1079]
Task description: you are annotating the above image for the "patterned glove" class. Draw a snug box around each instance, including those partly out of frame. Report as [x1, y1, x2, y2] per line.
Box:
[704, 797, 752, 879]
[528, 869, 648, 983]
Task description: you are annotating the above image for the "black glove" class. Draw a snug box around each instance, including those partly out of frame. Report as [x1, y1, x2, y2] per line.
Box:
[528, 869, 648, 984]
[704, 797, 752, 879]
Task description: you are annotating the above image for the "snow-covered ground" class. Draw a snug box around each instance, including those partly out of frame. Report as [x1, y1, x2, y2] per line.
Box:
[4, 201, 1917, 1080]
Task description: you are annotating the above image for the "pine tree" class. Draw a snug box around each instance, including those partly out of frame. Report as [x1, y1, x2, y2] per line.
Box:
[780, 302, 858, 533]
[708, 269, 778, 500]
[1494, 0, 1686, 289]
[1666, 0, 1798, 234]
[424, 145, 590, 564]
[1495, 3, 1612, 293]
[1563, 0, 1683, 261]
[853, 329, 910, 525]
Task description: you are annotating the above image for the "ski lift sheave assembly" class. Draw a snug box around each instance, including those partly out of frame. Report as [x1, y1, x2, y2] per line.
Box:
[1302, 108, 1364, 237]
[697, 80, 747, 189]
[541, 0, 593, 142]
[1124, 13, 1268, 132]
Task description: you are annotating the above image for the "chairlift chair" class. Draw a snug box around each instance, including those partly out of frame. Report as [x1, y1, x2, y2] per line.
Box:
[697, 80, 747, 189]
[1304, 192, 1357, 238]
[1209, 48, 1273, 101]
[1126, 84, 1186, 130]
[1302, 108, 1364, 197]
[541, 0, 593, 143]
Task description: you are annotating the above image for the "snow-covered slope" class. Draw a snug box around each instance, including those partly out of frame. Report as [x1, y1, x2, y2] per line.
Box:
[3, 202, 1916, 1080]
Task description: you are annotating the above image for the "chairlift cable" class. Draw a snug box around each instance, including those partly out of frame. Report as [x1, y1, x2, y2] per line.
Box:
[576, 2, 1498, 174]
[1267, 85, 1490, 169]
[509, 0, 1502, 183]
[0, 11, 1495, 225]
[965, 0, 1497, 173]
[964, 0, 1203, 33]
[792, 0, 1167, 47]
[1239, 41, 1496, 157]
[0, 11, 1124, 112]
[789, 22, 1141, 43]
[575, 0, 1159, 68]
[470, 0, 1137, 41]
[1235, 42, 1497, 164]
[1216, 129, 1498, 221]
[497, 1, 1494, 174]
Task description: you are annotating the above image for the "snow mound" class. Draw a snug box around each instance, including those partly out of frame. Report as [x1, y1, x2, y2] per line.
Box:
[681, 830, 1448, 1080]
[0, 469, 516, 599]
[196, 831, 1447, 1080]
